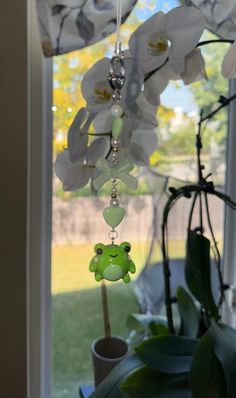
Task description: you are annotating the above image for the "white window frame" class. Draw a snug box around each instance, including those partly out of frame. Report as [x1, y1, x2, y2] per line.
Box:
[26, 4, 236, 395]
[223, 79, 236, 328]
[27, 1, 52, 397]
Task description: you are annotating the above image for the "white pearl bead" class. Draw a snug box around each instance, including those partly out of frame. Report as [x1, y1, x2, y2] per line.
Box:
[110, 103, 123, 117]
[110, 198, 119, 206]
[111, 138, 119, 147]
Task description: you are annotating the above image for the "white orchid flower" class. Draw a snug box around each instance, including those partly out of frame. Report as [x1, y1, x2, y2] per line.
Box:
[191, 0, 235, 25]
[129, 5, 205, 74]
[191, 0, 236, 40]
[131, 128, 158, 157]
[67, 107, 92, 162]
[55, 150, 92, 191]
[144, 48, 206, 105]
[144, 64, 174, 106]
[93, 110, 134, 149]
[123, 126, 158, 167]
[222, 40, 236, 79]
[93, 92, 158, 131]
[81, 56, 144, 113]
[135, 92, 159, 129]
[182, 48, 207, 85]
[55, 136, 110, 191]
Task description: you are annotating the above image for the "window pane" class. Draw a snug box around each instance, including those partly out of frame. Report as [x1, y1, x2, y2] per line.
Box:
[51, 2, 229, 397]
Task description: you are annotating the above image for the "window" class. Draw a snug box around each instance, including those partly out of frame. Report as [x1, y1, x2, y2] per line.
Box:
[49, 2, 232, 398]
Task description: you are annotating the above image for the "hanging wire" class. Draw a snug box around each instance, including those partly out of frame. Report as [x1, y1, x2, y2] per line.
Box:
[116, 0, 122, 45]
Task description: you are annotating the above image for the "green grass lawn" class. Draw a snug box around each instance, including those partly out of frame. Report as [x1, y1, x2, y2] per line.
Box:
[52, 240, 186, 398]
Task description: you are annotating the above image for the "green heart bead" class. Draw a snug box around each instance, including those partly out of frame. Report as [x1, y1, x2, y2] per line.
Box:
[112, 117, 123, 139]
[103, 206, 125, 228]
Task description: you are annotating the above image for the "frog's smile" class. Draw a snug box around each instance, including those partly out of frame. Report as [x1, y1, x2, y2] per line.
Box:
[110, 254, 118, 258]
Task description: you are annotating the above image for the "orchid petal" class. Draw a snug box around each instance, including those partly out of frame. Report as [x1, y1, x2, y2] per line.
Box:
[191, 0, 234, 24]
[81, 57, 113, 112]
[67, 108, 89, 162]
[169, 57, 185, 74]
[144, 70, 168, 105]
[131, 129, 158, 156]
[122, 57, 144, 107]
[222, 40, 236, 79]
[160, 62, 180, 80]
[182, 49, 207, 85]
[93, 109, 112, 133]
[81, 56, 143, 113]
[136, 93, 158, 128]
[129, 12, 168, 73]
[166, 6, 206, 64]
[120, 117, 133, 147]
[128, 142, 150, 166]
[55, 150, 91, 191]
[86, 137, 110, 165]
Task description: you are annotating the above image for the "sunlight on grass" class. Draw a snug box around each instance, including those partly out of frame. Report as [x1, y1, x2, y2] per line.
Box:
[52, 283, 140, 397]
[51, 239, 187, 398]
[51, 240, 187, 295]
[52, 241, 148, 294]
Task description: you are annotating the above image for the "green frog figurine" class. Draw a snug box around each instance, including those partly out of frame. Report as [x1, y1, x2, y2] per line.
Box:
[89, 242, 136, 283]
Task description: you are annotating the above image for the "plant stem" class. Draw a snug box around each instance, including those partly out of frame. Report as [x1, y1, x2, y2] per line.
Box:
[81, 132, 111, 136]
[188, 192, 198, 231]
[101, 281, 111, 338]
[203, 192, 224, 306]
[161, 204, 175, 334]
[199, 192, 203, 235]
[197, 39, 233, 48]
[144, 58, 169, 82]
[200, 92, 236, 123]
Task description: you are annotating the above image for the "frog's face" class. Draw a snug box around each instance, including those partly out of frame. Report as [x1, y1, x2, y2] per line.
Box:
[90, 242, 132, 281]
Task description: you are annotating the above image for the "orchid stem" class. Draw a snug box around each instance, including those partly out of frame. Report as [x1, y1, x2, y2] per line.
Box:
[101, 281, 111, 338]
[197, 39, 233, 47]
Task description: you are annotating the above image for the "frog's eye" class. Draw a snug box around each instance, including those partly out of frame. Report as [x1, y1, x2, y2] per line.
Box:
[94, 243, 104, 255]
[124, 245, 130, 253]
[121, 242, 131, 253]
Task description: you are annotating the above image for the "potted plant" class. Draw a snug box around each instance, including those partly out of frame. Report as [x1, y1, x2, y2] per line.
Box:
[91, 281, 129, 387]
[89, 98, 236, 397]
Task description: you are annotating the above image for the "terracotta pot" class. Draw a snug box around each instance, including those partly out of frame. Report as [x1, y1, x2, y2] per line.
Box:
[91, 336, 129, 386]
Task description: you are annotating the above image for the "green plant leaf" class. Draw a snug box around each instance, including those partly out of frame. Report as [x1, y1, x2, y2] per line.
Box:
[135, 335, 198, 374]
[190, 328, 227, 398]
[120, 366, 190, 397]
[185, 230, 219, 320]
[211, 321, 236, 397]
[177, 286, 200, 337]
[89, 354, 143, 398]
[149, 322, 169, 336]
[126, 313, 167, 334]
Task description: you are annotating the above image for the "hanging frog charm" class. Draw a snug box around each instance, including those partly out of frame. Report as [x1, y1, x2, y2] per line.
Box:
[89, 242, 136, 283]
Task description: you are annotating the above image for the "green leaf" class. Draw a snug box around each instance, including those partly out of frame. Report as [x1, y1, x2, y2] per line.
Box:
[177, 286, 200, 337]
[89, 354, 143, 398]
[120, 366, 190, 398]
[135, 335, 198, 374]
[211, 321, 236, 397]
[149, 322, 169, 336]
[126, 313, 167, 334]
[185, 230, 219, 320]
[190, 328, 227, 398]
